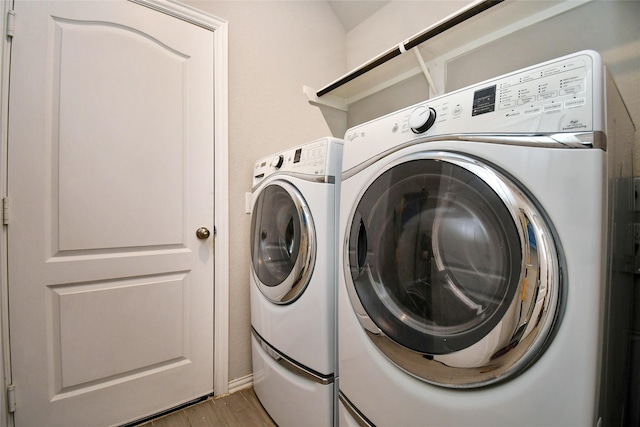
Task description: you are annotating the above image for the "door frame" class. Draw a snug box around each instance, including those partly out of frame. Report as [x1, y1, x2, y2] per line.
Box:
[0, 1, 229, 425]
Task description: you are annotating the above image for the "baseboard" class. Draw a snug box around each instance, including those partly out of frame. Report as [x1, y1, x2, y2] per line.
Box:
[228, 373, 253, 395]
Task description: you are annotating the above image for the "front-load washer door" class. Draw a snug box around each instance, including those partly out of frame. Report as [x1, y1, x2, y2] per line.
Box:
[251, 181, 316, 304]
[345, 151, 563, 388]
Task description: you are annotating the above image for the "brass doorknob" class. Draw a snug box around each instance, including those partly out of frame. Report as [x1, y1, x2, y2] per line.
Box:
[196, 227, 211, 240]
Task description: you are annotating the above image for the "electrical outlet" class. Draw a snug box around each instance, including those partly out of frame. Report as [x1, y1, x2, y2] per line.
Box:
[245, 192, 252, 214]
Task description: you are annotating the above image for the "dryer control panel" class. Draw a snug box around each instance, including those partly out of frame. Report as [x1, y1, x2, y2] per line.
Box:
[252, 137, 343, 187]
[343, 51, 604, 171]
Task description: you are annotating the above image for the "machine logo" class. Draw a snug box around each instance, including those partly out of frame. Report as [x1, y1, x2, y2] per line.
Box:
[561, 118, 588, 131]
[347, 131, 365, 142]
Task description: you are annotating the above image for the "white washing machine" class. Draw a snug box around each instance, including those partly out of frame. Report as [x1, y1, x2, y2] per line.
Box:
[338, 51, 635, 426]
[250, 137, 343, 427]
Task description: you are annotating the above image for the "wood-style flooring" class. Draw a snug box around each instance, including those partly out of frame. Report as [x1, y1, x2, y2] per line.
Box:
[137, 387, 277, 427]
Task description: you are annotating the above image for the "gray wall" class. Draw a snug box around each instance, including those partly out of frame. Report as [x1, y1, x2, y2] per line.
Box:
[183, 0, 346, 384]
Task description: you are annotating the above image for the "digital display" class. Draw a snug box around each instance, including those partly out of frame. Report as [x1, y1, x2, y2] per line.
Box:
[472, 85, 496, 116]
[293, 148, 302, 163]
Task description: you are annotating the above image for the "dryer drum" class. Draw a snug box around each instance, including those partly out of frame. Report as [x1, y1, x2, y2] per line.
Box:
[345, 151, 562, 388]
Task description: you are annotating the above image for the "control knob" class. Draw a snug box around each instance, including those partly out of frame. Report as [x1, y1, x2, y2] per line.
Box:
[272, 154, 284, 169]
[409, 106, 437, 134]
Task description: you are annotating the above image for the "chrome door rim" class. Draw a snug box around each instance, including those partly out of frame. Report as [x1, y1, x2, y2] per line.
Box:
[251, 181, 316, 304]
[343, 150, 563, 388]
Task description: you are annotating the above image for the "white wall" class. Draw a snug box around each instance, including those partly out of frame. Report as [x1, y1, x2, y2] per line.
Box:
[183, 1, 346, 384]
[345, 0, 473, 70]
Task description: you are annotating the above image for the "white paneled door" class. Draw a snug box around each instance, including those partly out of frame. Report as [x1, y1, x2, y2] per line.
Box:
[7, 1, 215, 425]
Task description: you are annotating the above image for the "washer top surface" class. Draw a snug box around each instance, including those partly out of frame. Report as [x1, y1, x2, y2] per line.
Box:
[342, 50, 604, 173]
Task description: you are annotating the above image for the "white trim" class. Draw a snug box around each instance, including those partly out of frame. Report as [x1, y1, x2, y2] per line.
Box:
[211, 12, 230, 399]
[228, 373, 254, 395]
[130, 0, 230, 398]
[0, 0, 12, 425]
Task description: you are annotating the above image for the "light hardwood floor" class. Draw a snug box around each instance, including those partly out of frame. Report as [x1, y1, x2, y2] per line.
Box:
[137, 387, 277, 427]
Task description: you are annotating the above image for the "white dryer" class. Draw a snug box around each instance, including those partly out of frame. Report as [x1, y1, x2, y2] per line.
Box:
[338, 51, 635, 426]
[250, 137, 343, 427]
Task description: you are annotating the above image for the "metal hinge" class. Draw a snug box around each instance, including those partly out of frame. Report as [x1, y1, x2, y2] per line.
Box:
[634, 177, 640, 212]
[2, 197, 8, 225]
[6, 10, 15, 38]
[7, 384, 15, 413]
[634, 224, 640, 275]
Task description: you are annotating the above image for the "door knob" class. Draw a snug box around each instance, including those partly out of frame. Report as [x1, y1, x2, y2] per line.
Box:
[196, 227, 211, 240]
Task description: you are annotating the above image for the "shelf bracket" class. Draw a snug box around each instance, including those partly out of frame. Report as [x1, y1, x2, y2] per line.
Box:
[303, 85, 347, 112]
[411, 47, 438, 96]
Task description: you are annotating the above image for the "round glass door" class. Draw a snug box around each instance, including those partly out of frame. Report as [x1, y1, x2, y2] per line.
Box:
[251, 181, 315, 304]
[345, 151, 562, 388]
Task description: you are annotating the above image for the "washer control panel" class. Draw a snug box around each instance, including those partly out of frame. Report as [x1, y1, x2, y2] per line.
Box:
[253, 138, 342, 186]
[344, 51, 602, 170]
[470, 56, 589, 121]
